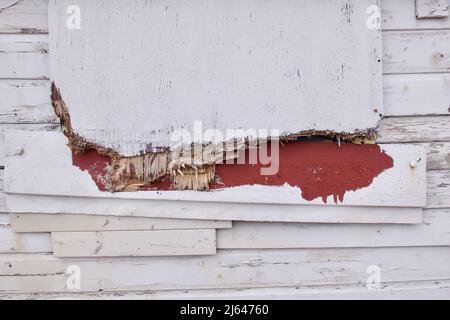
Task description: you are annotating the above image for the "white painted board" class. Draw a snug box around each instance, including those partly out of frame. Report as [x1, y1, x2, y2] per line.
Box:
[4, 131, 427, 209]
[49, 0, 383, 155]
[52, 230, 216, 257]
[416, 0, 449, 18]
[10, 213, 231, 232]
[3, 281, 450, 300]
[217, 209, 450, 249]
[5, 194, 423, 224]
[2, 247, 450, 293]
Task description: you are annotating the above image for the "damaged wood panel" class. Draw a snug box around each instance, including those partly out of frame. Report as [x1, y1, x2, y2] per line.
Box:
[4, 131, 427, 208]
[382, 0, 450, 30]
[3, 280, 450, 300]
[49, 0, 383, 157]
[10, 213, 231, 233]
[0, 34, 49, 79]
[2, 247, 450, 293]
[416, 0, 449, 18]
[52, 229, 217, 258]
[383, 30, 450, 74]
[427, 170, 450, 208]
[0, 225, 51, 253]
[0, 80, 55, 124]
[0, 0, 48, 34]
[377, 116, 450, 143]
[384, 73, 450, 116]
[217, 209, 450, 249]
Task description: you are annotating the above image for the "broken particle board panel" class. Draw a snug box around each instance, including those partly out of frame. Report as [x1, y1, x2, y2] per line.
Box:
[4, 131, 425, 223]
[52, 229, 217, 258]
[10, 214, 231, 233]
[416, 0, 449, 18]
[49, 0, 383, 155]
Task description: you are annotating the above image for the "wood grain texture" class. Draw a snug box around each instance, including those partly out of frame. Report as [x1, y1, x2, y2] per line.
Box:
[383, 30, 450, 74]
[427, 142, 450, 169]
[0, 0, 49, 34]
[416, 0, 449, 18]
[2, 247, 450, 292]
[217, 209, 450, 249]
[10, 213, 231, 233]
[2, 280, 450, 300]
[427, 170, 450, 208]
[0, 34, 49, 79]
[52, 229, 217, 257]
[0, 80, 55, 124]
[382, 0, 450, 30]
[377, 116, 450, 143]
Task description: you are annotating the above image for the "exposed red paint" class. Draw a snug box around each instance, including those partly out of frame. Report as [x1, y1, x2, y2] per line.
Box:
[71, 141, 393, 204]
[211, 141, 394, 203]
[72, 150, 111, 192]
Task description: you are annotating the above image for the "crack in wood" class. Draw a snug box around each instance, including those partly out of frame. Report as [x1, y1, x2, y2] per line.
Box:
[51, 82, 379, 193]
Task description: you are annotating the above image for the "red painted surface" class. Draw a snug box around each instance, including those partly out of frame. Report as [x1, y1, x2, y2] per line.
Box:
[212, 141, 394, 203]
[72, 150, 111, 191]
[72, 141, 394, 203]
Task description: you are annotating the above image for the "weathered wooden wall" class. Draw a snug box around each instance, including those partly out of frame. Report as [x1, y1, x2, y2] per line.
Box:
[1, 0, 450, 299]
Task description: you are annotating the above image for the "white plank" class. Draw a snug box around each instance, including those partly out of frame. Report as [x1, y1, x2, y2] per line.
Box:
[6, 194, 423, 224]
[0, 0, 49, 34]
[217, 209, 450, 249]
[3, 281, 450, 300]
[0, 225, 51, 253]
[0, 254, 62, 275]
[2, 247, 450, 292]
[50, 0, 382, 155]
[0, 80, 55, 124]
[0, 213, 9, 226]
[0, 253, 65, 293]
[0, 123, 60, 166]
[384, 73, 450, 116]
[0, 171, 5, 213]
[3, 282, 450, 300]
[4, 130, 427, 209]
[0, 34, 49, 79]
[10, 213, 231, 233]
[52, 230, 216, 258]
[382, 0, 450, 30]
[427, 142, 450, 169]
[383, 30, 450, 74]
[416, 0, 449, 18]
[427, 170, 450, 208]
[377, 116, 450, 143]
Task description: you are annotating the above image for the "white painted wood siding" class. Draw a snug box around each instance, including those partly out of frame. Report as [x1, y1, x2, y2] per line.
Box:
[49, 0, 383, 154]
[0, 0, 450, 299]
